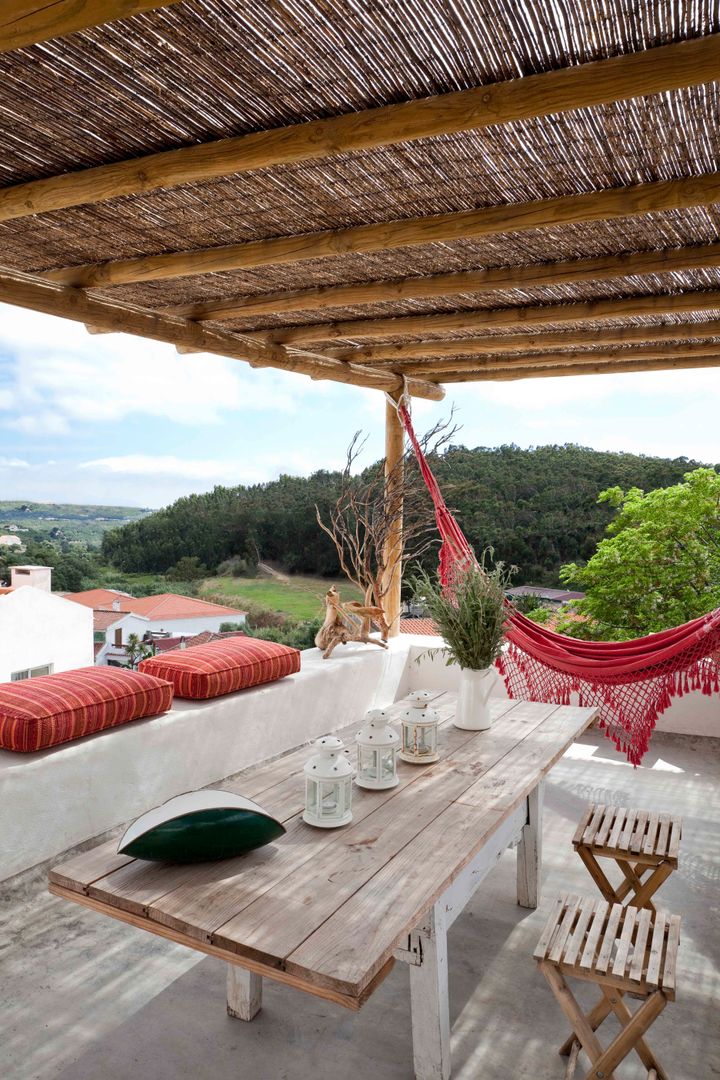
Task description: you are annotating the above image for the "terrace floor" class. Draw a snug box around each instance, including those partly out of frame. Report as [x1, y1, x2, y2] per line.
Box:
[2, 726, 719, 1080]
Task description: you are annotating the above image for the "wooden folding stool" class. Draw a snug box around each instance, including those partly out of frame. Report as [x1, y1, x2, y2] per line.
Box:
[535, 893, 680, 1080]
[573, 805, 681, 914]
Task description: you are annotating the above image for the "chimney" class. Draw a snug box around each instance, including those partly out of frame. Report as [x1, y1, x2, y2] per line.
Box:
[112, 597, 121, 611]
[10, 565, 52, 592]
[179, 637, 187, 649]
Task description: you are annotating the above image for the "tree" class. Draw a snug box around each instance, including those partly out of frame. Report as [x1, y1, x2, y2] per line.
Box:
[560, 468, 720, 639]
[167, 556, 208, 582]
[125, 633, 154, 669]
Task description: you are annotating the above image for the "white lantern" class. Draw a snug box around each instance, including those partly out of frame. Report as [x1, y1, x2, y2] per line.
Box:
[303, 735, 354, 828]
[355, 708, 400, 790]
[399, 690, 440, 764]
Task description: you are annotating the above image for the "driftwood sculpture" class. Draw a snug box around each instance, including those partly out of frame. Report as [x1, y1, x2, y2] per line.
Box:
[315, 585, 389, 659]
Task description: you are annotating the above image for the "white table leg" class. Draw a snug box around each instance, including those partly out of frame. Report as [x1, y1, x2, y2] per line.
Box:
[517, 780, 544, 908]
[409, 902, 451, 1080]
[227, 964, 262, 1020]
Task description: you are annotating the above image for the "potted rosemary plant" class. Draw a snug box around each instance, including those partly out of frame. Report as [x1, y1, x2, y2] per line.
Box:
[413, 555, 512, 730]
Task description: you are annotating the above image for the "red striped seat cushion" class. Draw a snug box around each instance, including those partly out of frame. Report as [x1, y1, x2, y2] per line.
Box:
[138, 637, 301, 699]
[0, 667, 174, 753]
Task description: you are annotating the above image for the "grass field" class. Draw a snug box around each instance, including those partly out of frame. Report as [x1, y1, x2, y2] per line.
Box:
[200, 574, 361, 620]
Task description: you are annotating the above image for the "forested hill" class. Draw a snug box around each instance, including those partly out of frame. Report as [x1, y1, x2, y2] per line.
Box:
[101, 445, 706, 586]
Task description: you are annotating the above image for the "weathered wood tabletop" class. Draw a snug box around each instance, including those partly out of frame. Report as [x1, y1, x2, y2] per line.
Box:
[50, 694, 596, 1010]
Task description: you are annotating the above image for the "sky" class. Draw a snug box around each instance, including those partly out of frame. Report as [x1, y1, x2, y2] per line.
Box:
[1, 302, 719, 510]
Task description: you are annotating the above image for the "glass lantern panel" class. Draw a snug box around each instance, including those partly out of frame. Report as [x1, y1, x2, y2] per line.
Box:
[402, 724, 414, 754]
[320, 781, 340, 817]
[416, 724, 435, 755]
[306, 777, 319, 815]
[381, 748, 396, 779]
[359, 746, 379, 780]
[341, 775, 352, 809]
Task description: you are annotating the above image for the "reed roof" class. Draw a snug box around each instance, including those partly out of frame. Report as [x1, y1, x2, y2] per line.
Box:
[2, 1, 720, 391]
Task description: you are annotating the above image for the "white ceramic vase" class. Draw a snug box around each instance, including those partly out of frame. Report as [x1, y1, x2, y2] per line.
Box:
[454, 666, 496, 730]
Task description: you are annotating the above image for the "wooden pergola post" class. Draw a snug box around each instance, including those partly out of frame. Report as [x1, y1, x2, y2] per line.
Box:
[383, 394, 404, 638]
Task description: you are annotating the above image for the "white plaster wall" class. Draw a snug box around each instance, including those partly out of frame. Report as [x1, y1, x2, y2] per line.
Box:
[0, 587, 93, 682]
[144, 613, 246, 637]
[0, 637, 411, 881]
[103, 613, 149, 647]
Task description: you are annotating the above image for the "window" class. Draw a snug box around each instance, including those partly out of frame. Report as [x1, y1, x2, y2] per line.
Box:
[114, 628, 123, 648]
[11, 664, 53, 681]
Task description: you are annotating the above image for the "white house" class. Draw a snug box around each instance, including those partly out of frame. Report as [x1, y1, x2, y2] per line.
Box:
[65, 588, 247, 665]
[0, 573, 93, 683]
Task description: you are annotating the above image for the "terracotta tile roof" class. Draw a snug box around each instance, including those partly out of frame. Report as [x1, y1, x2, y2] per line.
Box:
[92, 609, 128, 631]
[159, 630, 249, 652]
[65, 588, 132, 609]
[105, 593, 246, 621]
[399, 618, 440, 636]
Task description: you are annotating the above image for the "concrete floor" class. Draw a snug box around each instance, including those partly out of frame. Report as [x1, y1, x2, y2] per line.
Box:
[2, 729, 719, 1080]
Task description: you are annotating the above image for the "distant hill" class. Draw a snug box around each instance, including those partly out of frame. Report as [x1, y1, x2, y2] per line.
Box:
[0, 501, 150, 546]
[100, 444, 709, 586]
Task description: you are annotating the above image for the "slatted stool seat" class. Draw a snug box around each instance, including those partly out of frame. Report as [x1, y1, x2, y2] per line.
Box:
[535, 893, 680, 1080]
[573, 804, 682, 914]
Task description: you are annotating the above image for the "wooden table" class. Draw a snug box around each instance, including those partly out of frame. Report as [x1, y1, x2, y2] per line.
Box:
[50, 693, 597, 1080]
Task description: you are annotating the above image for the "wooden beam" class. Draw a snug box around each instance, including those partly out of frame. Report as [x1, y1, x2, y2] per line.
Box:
[4, 34, 720, 219]
[325, 319, 720, 364]
[400, 340, 720, 377]
[383, 397, 404, 639]
[44, 173, 720, 289]
[0, 266, 443, 401]
[433, 354, 720, 383]
[0, 2, 181, 53]
[255, 288, 720, 346]
[169, 242, 720, 323]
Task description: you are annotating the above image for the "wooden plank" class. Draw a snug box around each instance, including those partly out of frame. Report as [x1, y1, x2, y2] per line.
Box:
[49, 839, 133, 892]
[655, 814, 672, 858]
[564, 897, 599, 968]
[549, 897, 581, 964]
[595, 904, 624, 974]
[436, 353, 720, 382]
[170, 243, 720, 323]
[254, 285, 720, 347]
[643, 813, 660, 857]
[533, 893, 568, 961]
[579, 902, 608, 970]
[408, 903, 451, 1080]
[662, 915, 681, 997]
[0, 265, 443, 402]
[572, 805, 594, 847]
[0, 1, 180, 53]
[47, 883, 392, 1010]
[283, 707, 594, 995]
[618, 809, 639, 852]
[226, 966, 262, 1021]
[5, 34, 720, 216]
[667, 817, 683, 863]
[596, 806, 618, 849]
[630, 811, 650, 855]
[45, 174, 720, 289]
[584, 804, 607, 846]
[630, 907, 653, 982]
[645, 912, 668, 989]
[611, 907, 637, 978]
[210, 702, 553, 969]
[327, 318, 720, 364]
[516, 779, 543, 908]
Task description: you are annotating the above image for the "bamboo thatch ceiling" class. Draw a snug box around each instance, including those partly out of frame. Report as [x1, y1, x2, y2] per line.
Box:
[1, 0, 720, 393]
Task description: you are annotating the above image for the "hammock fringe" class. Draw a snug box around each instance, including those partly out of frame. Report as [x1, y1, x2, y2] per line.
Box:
[397, 402, 720, 766]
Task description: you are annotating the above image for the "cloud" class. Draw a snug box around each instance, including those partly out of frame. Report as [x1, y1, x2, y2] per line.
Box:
[0, 456, 31, 468]
[80, 448, 346, 488]
[0, 303, 303, 430]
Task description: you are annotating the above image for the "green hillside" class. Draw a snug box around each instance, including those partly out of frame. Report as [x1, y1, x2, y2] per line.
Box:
[0, 501, 150, 545]
[101, 444, 710, 587]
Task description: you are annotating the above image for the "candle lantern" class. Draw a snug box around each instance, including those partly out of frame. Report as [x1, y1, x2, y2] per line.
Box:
[303, 735, 354, 828]
[355, 708, 400, 790]
[399, 690, 440, 764]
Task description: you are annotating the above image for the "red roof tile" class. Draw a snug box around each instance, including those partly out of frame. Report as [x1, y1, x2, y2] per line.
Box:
[65, 588, 132, 609]
[399, 618, 440, 636]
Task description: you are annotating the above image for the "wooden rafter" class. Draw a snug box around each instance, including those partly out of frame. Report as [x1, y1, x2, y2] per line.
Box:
[0, 266, 443, 401]
[399, 340, 720, 377]
[325, 320, 720, 364]
[2, 34, 720, 219]
[0, 2, 181, 53]
[253, 289, 720, 346]
[167, 241, 720, 322]
[44, 173, 720, 289]
[433, 354, 720, 382]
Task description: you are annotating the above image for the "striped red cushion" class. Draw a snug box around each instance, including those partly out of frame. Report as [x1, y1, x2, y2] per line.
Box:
[0, 667, 174, 753]
[138, 637, 301, 699]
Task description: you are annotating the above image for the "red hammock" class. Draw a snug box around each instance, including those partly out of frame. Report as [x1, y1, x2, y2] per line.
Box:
[398, 401, 720, 765]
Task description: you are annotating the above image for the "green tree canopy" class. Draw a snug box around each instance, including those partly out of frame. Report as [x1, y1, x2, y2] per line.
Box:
[560, 468, 720, 640]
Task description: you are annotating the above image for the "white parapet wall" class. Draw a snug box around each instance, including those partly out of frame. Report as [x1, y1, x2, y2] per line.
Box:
[1, 633, 716, 882]
[0, 638, 411, 882]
